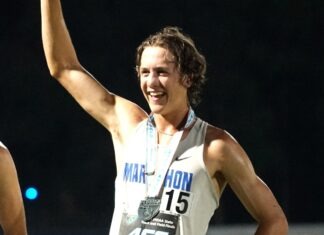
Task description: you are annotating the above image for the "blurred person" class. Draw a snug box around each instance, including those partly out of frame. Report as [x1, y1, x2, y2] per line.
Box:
[40, 0, 288, 234]
[0, 142, 28, 235]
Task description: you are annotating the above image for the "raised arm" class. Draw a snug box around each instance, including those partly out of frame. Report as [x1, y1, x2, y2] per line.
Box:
[0, 143, 27, 235]
[40, 0, 147, 143]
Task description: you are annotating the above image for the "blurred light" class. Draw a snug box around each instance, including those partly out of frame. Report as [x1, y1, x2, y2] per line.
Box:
[25, 187, 39, 200]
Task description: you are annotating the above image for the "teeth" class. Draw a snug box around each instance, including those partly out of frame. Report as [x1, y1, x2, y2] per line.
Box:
[149, 91, 164, 96]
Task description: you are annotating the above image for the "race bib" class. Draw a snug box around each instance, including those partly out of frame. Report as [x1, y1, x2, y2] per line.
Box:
[119, 212, 179, 235]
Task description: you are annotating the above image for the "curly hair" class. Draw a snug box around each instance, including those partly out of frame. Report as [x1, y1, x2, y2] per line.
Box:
[135, 26, 207, 107]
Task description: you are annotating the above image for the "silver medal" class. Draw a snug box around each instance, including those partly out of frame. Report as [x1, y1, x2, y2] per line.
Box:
[138, 197, 161, 221]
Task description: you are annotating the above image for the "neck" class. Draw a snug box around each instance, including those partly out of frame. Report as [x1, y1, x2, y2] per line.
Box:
[153, 106, 190, 135]
[157, 129, 175, 136]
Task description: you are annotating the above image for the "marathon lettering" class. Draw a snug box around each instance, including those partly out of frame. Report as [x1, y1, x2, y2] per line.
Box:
[123, 163, 146, 183]
[123, 162, 193, 192]
[164, 169, 193, 192]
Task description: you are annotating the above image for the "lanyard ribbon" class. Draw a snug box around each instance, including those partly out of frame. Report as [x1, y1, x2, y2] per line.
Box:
[145, 107, 196, 197]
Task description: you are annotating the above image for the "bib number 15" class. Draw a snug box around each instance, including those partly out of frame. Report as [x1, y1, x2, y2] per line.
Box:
[164, 190, 192, 215]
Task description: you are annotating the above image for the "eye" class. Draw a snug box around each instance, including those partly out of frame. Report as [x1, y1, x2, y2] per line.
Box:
[157, 69, 168, 76]
[140, 69, 149, 77]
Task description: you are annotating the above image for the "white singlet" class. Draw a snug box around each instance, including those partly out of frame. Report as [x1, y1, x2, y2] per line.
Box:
[109, 118, 220, 235]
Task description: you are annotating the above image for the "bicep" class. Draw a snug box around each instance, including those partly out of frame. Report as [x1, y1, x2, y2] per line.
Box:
[57, 68, 116, 124]
[55, 68, 147, 140]
[230, 173, 282, 222]
[221, 141, 283, 222]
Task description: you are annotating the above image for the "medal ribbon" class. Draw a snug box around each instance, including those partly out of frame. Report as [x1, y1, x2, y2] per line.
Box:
[145, 107, 196, 197]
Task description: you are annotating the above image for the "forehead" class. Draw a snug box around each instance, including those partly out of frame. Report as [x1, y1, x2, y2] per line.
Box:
[140, 46, 175, 68]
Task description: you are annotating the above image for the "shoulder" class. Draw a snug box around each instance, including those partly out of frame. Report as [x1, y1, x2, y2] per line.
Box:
[110, 97, 148, 144]
[0, 142, 11, 164]
[0, 143, 16, 179]
[204, 124, 240, 159]
[204, 124, 252, 176]
[0, 141, 8, 152]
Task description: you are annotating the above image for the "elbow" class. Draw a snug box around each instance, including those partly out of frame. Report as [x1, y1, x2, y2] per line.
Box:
[272, 212, 289, 234]
[279, 215, 289, 234]
[273, 214, 289, 235]
[48, 68, 60, 80]
[46, 62, 62, 80]
[48, 62, 66, 80]
[258, 215, 289, 235]
[47, 61, 80, 81]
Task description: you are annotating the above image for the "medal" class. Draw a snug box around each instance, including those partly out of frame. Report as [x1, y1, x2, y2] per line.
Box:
[138, 197, 161, 221]
[137, 108, 196, 222]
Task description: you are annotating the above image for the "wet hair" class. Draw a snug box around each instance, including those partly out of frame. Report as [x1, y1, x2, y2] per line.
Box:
[135, 26, 207, 107]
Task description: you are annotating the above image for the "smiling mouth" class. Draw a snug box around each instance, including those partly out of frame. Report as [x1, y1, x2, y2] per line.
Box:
[147, 91, 165, 99]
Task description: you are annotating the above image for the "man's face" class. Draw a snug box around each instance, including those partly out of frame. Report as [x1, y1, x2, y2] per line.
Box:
[139, 46, 188, 115]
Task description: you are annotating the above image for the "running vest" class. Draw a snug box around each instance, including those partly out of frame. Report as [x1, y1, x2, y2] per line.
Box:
[109, 118, 219, 235]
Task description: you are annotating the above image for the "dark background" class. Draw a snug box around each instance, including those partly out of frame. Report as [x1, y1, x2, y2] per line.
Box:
[0, 0, 323, 231]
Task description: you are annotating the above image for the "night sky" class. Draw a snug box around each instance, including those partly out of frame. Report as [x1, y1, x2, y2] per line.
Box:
[0, 0, 323, 230]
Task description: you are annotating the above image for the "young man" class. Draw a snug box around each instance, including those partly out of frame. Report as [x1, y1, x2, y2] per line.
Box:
[40, 0, 288, 234]
[0, 142, 28, 235]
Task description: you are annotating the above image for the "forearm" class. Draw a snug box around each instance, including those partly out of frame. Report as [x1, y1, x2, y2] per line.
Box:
[41, 0, 80, 77]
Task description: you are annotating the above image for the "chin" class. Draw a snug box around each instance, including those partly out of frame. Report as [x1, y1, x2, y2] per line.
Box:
[148, 104, 165, 114]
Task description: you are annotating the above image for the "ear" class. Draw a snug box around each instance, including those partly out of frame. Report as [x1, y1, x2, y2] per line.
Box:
[135, 66, 140, 78]
[182, 75, 192, 88]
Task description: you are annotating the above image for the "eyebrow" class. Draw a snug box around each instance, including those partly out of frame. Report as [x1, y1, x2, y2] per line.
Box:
[139, 61, 176, 69]
[139, 64, 176, 73]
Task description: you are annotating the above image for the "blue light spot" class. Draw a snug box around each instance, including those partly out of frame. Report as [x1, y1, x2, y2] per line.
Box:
[25, 187, 38, 200]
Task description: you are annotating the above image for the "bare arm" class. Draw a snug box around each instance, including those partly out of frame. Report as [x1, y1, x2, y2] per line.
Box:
[40, 0, 147, 143]
[223, 134, 288, 234]
[0, 143, 27, 235]
[207, 130, 288, 234]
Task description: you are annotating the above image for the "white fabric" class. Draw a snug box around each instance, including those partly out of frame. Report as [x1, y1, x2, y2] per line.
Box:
[109, 118, 219, 235]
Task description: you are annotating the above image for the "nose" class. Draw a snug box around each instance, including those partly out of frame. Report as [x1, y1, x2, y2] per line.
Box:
[146, 71, 159, 87]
